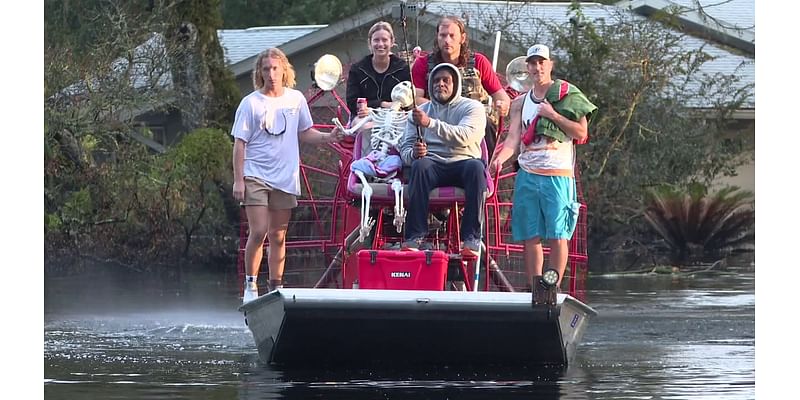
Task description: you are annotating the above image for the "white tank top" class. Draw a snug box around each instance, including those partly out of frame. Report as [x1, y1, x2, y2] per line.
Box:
[517, 90, 575, 177]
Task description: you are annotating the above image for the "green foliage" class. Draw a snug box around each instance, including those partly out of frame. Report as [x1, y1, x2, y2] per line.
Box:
[643, 183, 754, 263]
[60, 188, 92, 222]
[45, 1, 241, 272]
[45, 0, 239, 155]
[45, 0, 154, 59]
[169, 128, 232, 182]
[45, 128, 235, 271]
[162, 129, 233, 257]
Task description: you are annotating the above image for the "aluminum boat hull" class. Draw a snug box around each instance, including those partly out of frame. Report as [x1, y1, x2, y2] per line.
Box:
[239, 288, 596, 367]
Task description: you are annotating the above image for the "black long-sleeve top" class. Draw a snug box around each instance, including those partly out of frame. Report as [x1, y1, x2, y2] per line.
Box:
[345, 53, 412, 120]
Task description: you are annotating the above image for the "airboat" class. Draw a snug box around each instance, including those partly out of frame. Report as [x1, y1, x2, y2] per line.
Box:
[238, 52, 597, 368]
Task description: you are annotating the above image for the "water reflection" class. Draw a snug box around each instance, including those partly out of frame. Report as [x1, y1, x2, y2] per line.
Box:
[259, 365, 587, 400]
[44, 270, 755, 400]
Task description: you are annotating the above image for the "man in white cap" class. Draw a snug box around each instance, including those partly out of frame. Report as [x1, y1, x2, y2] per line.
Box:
[489, 44, 597, 289]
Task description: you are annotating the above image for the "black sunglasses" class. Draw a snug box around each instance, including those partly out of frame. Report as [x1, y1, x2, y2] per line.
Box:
[261, 109, 287, 136]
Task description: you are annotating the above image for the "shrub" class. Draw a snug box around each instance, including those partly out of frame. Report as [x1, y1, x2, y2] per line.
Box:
[643, 183, 754, 263]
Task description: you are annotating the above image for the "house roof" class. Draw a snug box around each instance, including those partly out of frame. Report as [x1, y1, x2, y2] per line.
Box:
[218, 0, 754, 109]
[57, 32, 174, 98]
[217, 25, 326, 66]
[667, 0, 754, 30]
[225, 2, 422, 77]
[617, 0, 754, 54]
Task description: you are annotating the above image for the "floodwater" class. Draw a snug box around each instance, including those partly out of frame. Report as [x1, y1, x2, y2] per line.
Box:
[44, 268, 755, 399]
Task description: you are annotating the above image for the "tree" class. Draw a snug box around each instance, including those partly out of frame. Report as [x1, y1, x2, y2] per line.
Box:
[462, 2, 754, 259]
[45, 0, 240, 272]
[545, 4, 754, 257]
[168, 0, 240, 130]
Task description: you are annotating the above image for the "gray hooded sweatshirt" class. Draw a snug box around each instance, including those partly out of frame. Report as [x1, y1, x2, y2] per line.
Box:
[400, 63, 487, 166]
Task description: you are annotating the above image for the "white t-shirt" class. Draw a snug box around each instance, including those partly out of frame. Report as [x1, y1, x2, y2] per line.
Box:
[231, 89, 313, 196]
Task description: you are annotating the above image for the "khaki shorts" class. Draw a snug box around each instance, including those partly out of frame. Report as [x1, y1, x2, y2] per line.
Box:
[243, 177, 298, 209]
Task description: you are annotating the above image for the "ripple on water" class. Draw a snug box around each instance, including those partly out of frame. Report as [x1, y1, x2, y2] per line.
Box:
[45, 273, 755, 400]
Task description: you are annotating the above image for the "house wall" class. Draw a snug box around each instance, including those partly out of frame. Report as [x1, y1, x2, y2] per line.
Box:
[232, 27, 389, 117]
[236, 71, 253, 95]
[232, 20, 520, 114]
[134, 108, 186, 150]
[715, 161, 754, 193]
[712, 121, 755, 193]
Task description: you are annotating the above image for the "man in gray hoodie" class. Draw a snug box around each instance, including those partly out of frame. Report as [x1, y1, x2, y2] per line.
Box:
[400, 63, 487, 255]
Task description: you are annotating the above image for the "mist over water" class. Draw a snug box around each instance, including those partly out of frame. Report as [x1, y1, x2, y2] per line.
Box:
[44, 269, 755, 399]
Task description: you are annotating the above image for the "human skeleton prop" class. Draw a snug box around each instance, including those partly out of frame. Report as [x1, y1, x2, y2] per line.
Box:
[333, 81, 414, 242]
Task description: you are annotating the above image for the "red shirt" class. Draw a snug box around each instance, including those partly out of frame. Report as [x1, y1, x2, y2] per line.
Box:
[411, 51, 503, 98]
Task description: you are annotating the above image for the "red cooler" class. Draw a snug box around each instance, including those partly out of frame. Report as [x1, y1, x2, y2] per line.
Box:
[357, 250, 448, 291]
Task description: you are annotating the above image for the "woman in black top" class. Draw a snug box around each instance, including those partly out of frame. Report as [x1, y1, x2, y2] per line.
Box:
[345, 21, 412, 121]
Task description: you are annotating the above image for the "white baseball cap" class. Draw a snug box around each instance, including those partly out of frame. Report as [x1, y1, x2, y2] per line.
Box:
[525, 44, 550, 61]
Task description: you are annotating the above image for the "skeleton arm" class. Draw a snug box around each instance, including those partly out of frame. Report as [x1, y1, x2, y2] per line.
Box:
[332, 114, 372, 136]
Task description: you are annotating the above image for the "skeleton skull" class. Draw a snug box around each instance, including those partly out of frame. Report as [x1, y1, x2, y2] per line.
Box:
[391, 81, 414, 109]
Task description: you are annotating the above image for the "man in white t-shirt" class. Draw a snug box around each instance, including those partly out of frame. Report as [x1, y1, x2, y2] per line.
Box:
[231, 47, 343, 303]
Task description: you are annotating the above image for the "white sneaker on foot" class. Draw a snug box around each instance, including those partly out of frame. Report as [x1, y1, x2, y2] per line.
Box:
[243, 281, 259, 303]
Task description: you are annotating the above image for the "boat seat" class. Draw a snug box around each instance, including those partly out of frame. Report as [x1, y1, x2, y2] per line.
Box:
[346, 129, 495, 206]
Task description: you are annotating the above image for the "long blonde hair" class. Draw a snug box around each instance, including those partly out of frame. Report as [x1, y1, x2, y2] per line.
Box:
[252, 47, 296, 89]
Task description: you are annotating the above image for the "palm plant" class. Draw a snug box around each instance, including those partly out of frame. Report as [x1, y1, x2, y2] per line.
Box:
[642, 183, 754, 263]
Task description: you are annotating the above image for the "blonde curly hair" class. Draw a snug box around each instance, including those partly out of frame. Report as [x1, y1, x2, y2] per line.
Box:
[252, 47, 296, 89]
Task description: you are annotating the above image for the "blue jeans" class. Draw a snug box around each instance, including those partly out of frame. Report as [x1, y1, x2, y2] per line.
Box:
[404, 157, 487, 242]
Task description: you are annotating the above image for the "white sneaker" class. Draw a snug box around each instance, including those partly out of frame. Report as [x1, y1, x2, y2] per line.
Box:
[242, 281, 259, 303]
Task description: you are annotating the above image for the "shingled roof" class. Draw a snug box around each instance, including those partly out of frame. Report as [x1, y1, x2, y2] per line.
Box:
[217, 25, 326, 66]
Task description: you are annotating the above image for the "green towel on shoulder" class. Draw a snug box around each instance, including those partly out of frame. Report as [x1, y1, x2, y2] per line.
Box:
[525, 79, 598, 144]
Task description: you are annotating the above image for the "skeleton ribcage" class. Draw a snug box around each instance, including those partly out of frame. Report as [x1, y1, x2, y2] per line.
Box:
[368, 108, 408, 157]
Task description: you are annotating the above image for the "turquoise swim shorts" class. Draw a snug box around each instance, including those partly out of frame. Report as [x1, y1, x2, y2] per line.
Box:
[511, 170, 580, 242]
